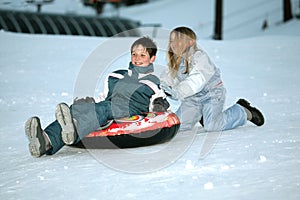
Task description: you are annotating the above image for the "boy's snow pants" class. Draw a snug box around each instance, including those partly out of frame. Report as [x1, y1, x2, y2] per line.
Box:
[44, 101, 113, 154]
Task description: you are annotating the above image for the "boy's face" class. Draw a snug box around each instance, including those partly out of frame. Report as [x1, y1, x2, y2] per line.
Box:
[131, 44, 156, 67]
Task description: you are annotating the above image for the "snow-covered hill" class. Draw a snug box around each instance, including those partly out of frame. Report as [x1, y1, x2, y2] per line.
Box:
[1, 0, 300, 39]
[1, 0, 300, 200]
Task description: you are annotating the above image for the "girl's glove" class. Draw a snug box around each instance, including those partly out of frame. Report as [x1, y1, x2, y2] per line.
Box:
[160, 83, 179, 100]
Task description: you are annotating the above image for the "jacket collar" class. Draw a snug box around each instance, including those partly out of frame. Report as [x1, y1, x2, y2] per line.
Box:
[129, 62, 154, 74]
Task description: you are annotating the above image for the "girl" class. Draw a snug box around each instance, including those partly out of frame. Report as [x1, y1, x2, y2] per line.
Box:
[160, 26, 264, 131]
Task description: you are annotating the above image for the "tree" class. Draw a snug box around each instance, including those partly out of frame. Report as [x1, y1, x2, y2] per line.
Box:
[213, 0, 223, 40]
[283, 0, 293, 22]
[26, 0, 54, 13]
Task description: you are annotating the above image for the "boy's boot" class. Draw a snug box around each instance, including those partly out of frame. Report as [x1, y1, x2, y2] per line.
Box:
[55, 103, 78, 145]
[237, 99, 264, 126]
[25, 117, 52, 157]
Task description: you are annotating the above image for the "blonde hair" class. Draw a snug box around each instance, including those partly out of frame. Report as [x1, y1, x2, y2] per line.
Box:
[167, 27, 197, 78]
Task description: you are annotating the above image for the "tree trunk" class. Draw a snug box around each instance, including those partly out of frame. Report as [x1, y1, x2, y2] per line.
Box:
[283, 0, 293, 22]
[213, 0, 223, 40]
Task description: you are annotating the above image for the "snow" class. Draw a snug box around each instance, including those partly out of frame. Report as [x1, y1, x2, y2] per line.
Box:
[1, 0, 300, 200]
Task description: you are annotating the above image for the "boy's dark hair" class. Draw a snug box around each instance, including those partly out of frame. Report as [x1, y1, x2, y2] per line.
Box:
[131, 37, 157, 58]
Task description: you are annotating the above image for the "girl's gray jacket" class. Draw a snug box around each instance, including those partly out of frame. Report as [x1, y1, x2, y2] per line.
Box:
[160, 48, 223, 100]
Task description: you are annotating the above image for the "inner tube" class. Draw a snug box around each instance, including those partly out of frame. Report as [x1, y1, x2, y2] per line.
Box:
[75, 112, 180, 149]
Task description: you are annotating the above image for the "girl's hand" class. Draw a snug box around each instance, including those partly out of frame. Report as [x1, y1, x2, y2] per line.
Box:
[160, 83, 179, 100]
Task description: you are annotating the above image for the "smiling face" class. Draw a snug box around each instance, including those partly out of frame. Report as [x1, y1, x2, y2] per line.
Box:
[131, 44, 156, 67]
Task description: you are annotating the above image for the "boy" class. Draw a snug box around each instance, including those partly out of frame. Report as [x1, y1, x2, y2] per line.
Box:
[25, 37, 169, 157]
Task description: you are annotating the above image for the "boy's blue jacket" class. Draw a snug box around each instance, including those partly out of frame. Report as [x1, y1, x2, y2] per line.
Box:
[104, 62, 167, 118]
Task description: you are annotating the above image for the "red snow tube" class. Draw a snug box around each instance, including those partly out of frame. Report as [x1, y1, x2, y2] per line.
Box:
[75, 112, 180, 149]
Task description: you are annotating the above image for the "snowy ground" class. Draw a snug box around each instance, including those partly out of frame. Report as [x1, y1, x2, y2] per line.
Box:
[1, 0, 300, 200]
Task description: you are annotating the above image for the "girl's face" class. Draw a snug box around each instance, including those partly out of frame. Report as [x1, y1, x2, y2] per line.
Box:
[131, 45, 156, 67]
[169, 32, 193, 55]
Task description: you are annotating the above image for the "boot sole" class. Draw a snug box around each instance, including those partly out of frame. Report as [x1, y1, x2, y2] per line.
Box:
[55, 103, 76, 145]
[25, 117, 45, 157]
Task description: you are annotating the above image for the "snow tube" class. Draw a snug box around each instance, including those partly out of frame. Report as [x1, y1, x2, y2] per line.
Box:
[75, 112, 180, 149]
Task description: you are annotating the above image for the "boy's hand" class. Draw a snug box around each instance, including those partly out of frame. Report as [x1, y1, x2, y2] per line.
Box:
[152, 97, 170, 112]
[73, 97, 95, 105]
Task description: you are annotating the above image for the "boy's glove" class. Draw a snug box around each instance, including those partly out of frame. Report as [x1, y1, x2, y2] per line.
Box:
[73, 97, 95, 105]
[152, 97, 170, 112]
